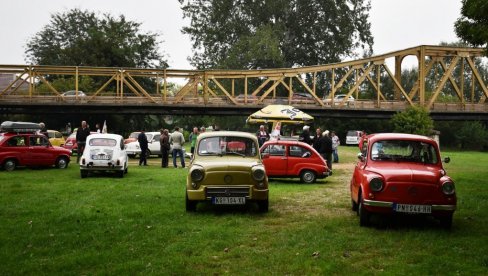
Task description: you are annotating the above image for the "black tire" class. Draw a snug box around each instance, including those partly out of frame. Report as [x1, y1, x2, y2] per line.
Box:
[185, 193, 197, 212]
[117, 170, 124, 178]
[124, 165, 128, 174]
[128, 154, 136, 159]
[358, 193, 370, 227]
[257, 199, 269, 212]
[439, 214, 453, 229]
[351, 198, 359, 212]
[80, 170, 88, 178]
[3, 159, 16, 172]
[300, 170, 316, 184]
[56, 157, 69, 169]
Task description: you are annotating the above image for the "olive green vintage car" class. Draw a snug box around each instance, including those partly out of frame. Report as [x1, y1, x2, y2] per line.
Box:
[186, 131, 269, 212]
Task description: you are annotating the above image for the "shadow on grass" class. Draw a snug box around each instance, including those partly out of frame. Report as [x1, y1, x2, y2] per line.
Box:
[362, 213, 454, 231]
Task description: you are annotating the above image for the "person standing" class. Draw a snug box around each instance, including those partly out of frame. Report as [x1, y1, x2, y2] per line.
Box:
[312, 128, 322, 152]
[169, 127, 185, 168]
[256, 125, 269, 147]
[137, 130, 148, 166]
[331, 131, 340, 163]
[189, 127, 199, 154]
[299, 125, 313, 145]
[159, 129, 170, 168]
[76, 121, 90, 163]
[319, 130, 333, 171]
[38, 122, 48, 137]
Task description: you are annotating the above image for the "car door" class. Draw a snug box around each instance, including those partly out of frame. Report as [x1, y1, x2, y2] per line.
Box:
[287, 145, 312, 176]
[352, 138, 369, 201]
[28, 135, 54, 165]
[261, 143, 287, 175]
[150, 134, 161, 154]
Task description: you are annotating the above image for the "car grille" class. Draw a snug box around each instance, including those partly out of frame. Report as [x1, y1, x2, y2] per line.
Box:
[205, 186, 250, 198]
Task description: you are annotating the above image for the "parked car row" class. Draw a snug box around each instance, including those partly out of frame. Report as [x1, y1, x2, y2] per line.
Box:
[1, 121, 457, 228]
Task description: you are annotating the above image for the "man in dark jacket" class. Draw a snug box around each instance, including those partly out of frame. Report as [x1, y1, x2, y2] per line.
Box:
[138, 130, 149, 166]
[319, 130, 333, 171]
[76, 121, 91, 163]
[299, 126, 312, 145]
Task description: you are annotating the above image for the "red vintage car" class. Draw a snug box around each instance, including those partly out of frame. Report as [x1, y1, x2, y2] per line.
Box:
[260, 140, 329, 183]
[0, 131, 71, 171]
[350, 133, 456, 228]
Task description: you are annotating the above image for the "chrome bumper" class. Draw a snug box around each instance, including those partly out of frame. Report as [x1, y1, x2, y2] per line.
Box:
[363, 199, 456, 211]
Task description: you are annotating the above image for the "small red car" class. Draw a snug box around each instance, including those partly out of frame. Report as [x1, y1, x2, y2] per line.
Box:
[0, 131, 71, 171]
[350, 133, 456, 228]
[260, 140, 329, 183]
[63, 131, 97, 154]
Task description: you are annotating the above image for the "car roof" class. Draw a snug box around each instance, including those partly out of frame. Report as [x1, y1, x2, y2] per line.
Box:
[198, 131, 258, 141]
[86, 133, 123, 140]
[366, 133, 435, 144]
[262, 139, 314, 148]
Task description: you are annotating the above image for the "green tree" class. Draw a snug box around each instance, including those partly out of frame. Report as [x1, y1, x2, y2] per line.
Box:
[25, 8, 167, 68]
[179, 0, 373, 70]
[455, 121, 488, 150]
[455, 0, 488, 53]
[390, 106, 434, 135]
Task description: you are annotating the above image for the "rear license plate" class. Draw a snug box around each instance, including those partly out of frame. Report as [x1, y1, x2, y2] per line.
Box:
[394, 203, 431, 214]
[212, 197, 246, 205]
[92, 155, 110, 160]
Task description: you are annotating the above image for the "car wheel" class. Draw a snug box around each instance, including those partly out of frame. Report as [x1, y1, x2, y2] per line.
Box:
[351, 198, 359, 212]
[80, 170, 88, 178]
[186, 193, 197, 212]
[117, 170, 124, 178]
[300, 170, 316, 184]
[358, 193, 370, 227]
[439, 213, 453, 229]
[128, 154, 136, 159]
[124, 165, 128, 174]
[257, 199, 269, 212]
[3, 159, 16, 172]
[56, 157, 69, 169]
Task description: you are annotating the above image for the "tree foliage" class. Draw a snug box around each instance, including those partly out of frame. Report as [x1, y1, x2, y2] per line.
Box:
[25, 9, 167, 68]
[390, 106, 434, 136]
[179, 0, 373, 69]
[455, 0, 488, 53]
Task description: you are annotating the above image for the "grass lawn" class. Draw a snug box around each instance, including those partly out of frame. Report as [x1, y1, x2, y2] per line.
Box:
[1, 146, 487, 275]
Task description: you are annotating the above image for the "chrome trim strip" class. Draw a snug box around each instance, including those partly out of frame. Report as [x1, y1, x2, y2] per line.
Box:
[432, 205, 456, 211]
[363, 199, 393, 208]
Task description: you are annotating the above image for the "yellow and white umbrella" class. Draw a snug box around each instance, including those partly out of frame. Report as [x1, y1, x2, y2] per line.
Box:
[246, 105, 314, 125]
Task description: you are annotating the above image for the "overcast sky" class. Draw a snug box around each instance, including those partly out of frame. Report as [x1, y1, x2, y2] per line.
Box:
[0, 0, 462, 69]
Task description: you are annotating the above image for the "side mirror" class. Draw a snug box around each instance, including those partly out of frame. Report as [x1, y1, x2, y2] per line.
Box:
[443, 157, 450, 163]
[357, 152, 365, 162]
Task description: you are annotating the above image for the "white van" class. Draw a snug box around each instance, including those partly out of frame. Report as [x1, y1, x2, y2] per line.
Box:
[346, 130, 363, 145]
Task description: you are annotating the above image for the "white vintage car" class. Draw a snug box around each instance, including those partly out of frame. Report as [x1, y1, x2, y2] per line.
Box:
[79, 133, 128, 178]
[125, 131, 190, 158]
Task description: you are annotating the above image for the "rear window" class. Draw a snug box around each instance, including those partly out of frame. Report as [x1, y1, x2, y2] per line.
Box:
[89, 138, 117, 147]
[347, 131, 359, 136]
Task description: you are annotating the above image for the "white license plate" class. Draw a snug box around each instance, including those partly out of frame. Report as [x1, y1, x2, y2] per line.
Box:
[394, 203, 432, 214]
[212, 197, 246, 205]
[92, 155, 110, 160]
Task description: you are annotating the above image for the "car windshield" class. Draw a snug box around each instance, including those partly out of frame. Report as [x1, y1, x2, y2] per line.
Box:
[129, 132, 139, 138]
[371, 140, 438, 164]
[347, 131, 358, 136]
[89, 138, 117, 147]
[198, 136, 257, 157]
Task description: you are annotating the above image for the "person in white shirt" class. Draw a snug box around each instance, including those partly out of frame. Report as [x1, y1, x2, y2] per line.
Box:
[169, 127, 186, 168]
[331, 131, 340, 163]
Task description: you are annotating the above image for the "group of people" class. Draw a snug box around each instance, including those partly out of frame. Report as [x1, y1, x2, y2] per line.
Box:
[137, 126, 207, 168]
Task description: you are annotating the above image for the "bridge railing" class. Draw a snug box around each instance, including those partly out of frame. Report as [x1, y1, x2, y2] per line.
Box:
[0, 45, 487, 112]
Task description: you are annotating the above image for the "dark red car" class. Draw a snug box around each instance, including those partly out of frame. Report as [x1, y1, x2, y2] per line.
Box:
[350, 133, 456, 228]
[260, 140, 329, 183]
[63, 131, 97, 154]
[0, 131, 71, 171]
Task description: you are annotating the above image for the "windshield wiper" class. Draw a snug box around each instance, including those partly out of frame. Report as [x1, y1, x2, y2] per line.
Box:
[225, 151, 245, 157]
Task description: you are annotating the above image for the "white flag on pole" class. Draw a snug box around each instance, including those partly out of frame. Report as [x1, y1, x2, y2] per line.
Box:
[102, 120, 107, 133]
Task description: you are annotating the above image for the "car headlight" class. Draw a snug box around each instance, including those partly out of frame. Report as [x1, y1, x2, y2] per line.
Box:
[369, 177, 384, 192]
[442, 181, 455, 195]
[190, 167, 205, 182]
[252, 167, 266, 182]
